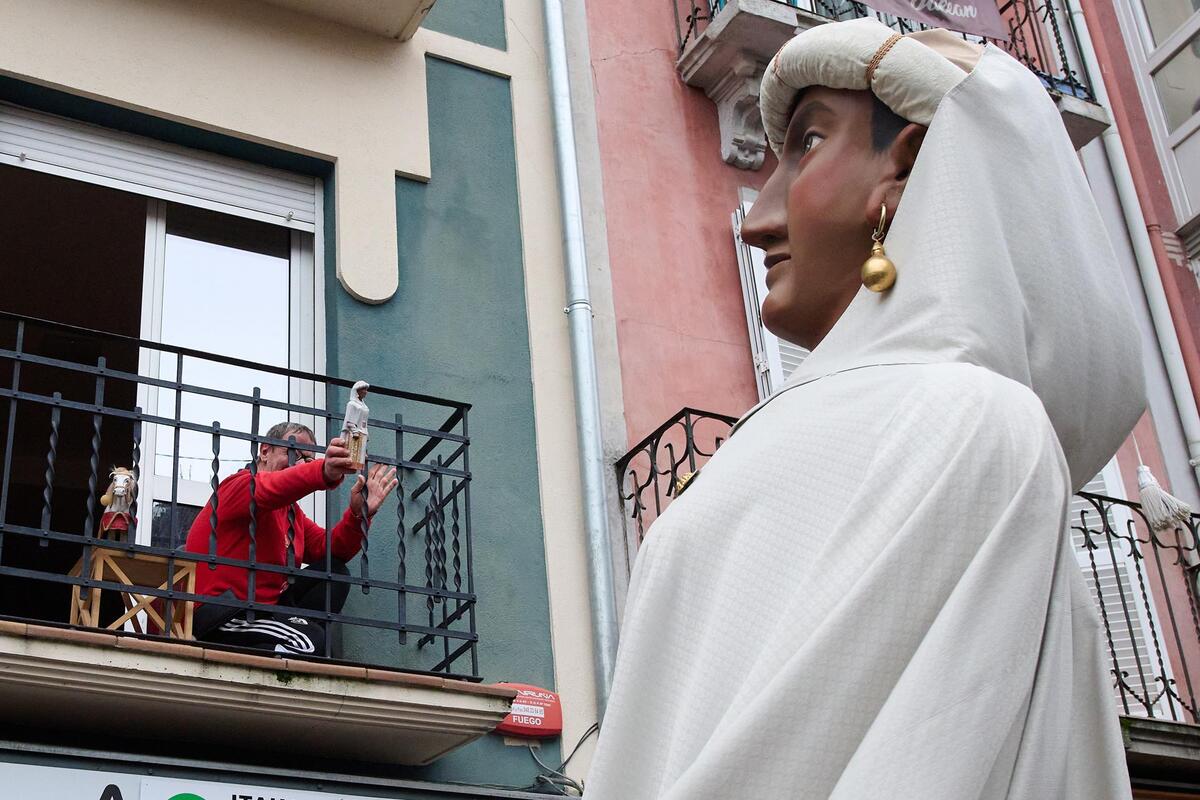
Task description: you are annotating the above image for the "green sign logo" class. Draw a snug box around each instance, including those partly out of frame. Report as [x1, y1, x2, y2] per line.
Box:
[167, 794, 206, 800]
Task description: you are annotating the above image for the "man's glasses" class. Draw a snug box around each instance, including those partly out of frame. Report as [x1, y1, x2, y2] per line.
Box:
[284, 447, 316, 465]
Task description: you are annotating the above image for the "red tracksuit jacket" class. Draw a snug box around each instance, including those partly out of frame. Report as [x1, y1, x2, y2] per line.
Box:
[184, 458, 363, 604]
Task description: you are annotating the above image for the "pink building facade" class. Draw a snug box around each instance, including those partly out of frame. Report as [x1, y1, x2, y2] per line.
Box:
[567, 0, 1200, 791]
[583, 0, 768, 443]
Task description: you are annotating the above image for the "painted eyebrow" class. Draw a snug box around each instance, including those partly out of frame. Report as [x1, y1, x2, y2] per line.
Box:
[784, 100, 834, 148]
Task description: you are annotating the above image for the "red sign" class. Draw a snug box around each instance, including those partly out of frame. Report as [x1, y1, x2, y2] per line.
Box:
[495, 683, 563, 739]
[861, 0, 1010, 41]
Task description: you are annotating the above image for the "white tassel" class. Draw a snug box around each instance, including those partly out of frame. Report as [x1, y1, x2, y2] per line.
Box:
[1137, 464, 1192, 531]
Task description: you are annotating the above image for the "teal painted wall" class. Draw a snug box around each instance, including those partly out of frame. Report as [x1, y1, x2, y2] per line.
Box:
[422, 0, 507, 50]
[328, 56, 559, 787]
[0, 65, 558, 792]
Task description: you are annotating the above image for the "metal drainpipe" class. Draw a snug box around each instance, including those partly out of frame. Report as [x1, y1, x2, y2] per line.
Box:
[542, 0, 620, 715]
[1068, 3, 1200, 487]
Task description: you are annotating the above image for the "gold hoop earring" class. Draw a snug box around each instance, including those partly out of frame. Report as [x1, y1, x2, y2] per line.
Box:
[861, 203, 897, 293]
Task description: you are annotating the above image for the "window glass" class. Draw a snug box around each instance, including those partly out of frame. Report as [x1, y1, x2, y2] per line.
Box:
[154, 204, 291, 481]
[1152, 31, 1200, 131]
[152, 501, 202, 549]
[1139, 0, 1198, 46]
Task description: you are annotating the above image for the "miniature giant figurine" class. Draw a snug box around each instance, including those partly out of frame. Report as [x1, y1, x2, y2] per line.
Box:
[342, 380, 370, 470]
[98, 467, 137, 541]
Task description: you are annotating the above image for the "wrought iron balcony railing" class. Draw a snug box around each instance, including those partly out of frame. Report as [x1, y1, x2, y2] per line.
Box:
[617, 407, 1200, 725]
[615, 407, 739, 549]
[0, 311, 479, 679]
[673, 0, 1096, 102]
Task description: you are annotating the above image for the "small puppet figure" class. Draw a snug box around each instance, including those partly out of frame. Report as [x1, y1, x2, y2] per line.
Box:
[342, 380, 370, 470]
[99, 467, 137, 541]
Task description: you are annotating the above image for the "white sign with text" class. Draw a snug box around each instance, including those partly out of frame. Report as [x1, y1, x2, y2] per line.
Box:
[142, 776, 355, 800]
[0, 764, 386, 800]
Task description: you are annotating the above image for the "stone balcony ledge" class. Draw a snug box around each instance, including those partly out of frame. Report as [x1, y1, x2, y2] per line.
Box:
[0, 619, 515, 766]
[1123, 715, 1200, 786]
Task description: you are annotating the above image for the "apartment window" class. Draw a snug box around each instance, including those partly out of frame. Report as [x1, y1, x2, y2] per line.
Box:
[1116, 0, 1200, 225]
[1150, 29, 1200, 131]
[0, 102, 324, 560]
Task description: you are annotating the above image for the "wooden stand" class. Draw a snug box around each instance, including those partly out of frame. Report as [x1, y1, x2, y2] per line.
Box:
[69, 547, 196, 640]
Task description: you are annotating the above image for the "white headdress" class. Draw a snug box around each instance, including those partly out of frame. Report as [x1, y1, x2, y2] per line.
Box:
[760, 19, 985, 154]
[753, 19, 1146, 490]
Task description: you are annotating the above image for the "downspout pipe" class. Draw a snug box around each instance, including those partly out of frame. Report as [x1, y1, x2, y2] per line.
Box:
[542, 0, 620, 714]
[1068, 3, 1200, 487]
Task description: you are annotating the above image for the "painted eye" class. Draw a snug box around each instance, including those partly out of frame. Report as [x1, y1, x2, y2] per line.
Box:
[801, 132, 825, 156]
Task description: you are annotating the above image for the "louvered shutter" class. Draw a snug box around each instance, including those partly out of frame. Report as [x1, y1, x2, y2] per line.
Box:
[0, 102, 316, 231]
[732, 188, 809, 400]
[1071, 462, 1174, 718]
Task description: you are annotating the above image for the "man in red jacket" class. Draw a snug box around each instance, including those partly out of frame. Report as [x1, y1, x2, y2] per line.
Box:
[185, 421, 398, 656]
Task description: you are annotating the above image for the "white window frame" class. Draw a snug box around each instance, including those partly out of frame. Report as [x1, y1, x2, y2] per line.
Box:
[135, 197, 326, 544]
[732, 187, 810, 400]
[1111, 0, 1200, 223]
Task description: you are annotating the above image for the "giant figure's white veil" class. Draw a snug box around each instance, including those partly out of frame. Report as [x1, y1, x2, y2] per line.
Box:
[758, 19, 1145, 490]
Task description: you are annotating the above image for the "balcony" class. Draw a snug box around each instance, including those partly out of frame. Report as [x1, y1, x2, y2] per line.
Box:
[673, 0, 1110, 169]
[617, 408, 1200, 781]
[0, 311, 513, 765]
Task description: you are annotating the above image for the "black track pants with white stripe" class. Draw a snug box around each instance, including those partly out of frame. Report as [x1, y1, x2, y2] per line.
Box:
[194, 559, 350, 656]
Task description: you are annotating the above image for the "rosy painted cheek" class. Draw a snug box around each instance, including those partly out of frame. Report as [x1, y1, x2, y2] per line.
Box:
[784, 176, 819, 257]
[786, 154, 837, 218]
[786, 149, 857, 253]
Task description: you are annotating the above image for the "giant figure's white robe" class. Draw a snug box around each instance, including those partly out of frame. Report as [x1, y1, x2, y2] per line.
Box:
[587, 365, 1129, 798]
[585, 28, 1144, 800]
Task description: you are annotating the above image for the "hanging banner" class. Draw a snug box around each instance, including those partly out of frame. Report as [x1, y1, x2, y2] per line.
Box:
[859, 0, 1011, 42]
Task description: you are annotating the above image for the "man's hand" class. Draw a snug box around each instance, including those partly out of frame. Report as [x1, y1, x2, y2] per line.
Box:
[322, 438, 358, 485]
[350, 463, 399, 519]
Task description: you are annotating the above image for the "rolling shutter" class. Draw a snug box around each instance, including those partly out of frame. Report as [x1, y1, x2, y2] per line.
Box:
[0, 102, 316, 231]
[732, 188, 809, 400]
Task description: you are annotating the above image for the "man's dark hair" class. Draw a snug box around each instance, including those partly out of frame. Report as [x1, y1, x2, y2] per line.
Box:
[246, 421, 316, 470]
[266, 421, 315, 445]
[870, 94, 909, 152]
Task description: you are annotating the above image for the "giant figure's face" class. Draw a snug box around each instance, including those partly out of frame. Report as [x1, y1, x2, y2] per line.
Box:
[741, 87, 923, 350]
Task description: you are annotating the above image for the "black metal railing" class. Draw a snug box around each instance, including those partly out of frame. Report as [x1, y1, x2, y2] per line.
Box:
[0, 311, 479, 679]
[673, 0, 1095, 102]
[1074, 492, 1200, 724]
[614, 408, 739, 547]
[618, 408, 1200, 724]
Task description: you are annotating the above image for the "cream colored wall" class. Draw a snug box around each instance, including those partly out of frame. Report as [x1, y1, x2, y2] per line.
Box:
[0, 0, 599, 779]
[499, 1, 603, 783]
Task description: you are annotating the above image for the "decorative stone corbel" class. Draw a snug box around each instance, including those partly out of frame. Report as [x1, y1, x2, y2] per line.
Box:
[709, 53, 768, 170]
[674, 0, 805, 171]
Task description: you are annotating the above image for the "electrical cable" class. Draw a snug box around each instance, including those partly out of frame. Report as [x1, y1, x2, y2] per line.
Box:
[529, 745, 584, 796]
[557, 722, 600, 772]
[441, 723, 602, 796]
